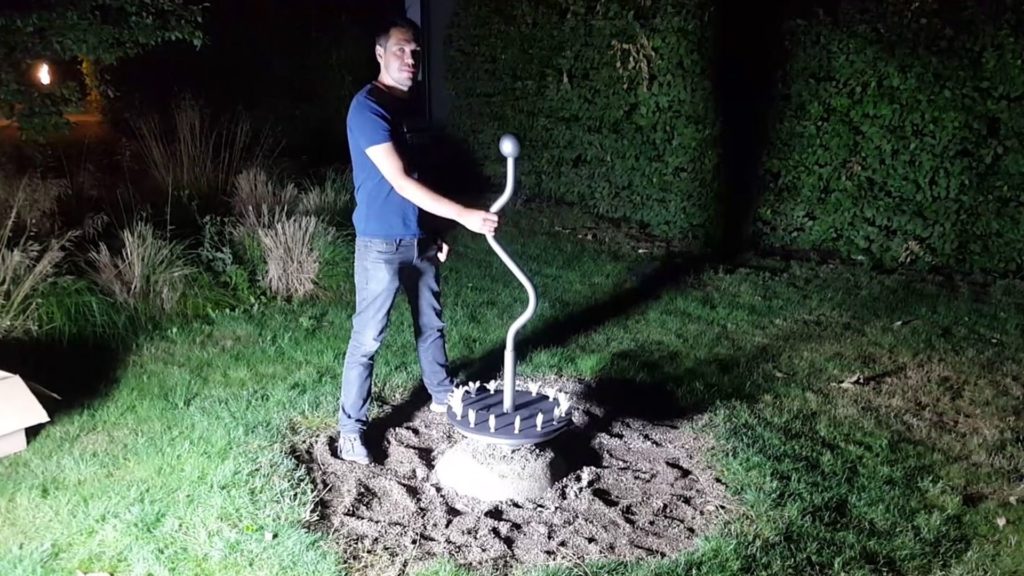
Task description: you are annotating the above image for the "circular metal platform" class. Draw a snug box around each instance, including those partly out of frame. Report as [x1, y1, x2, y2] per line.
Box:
[446, 389, 570, 446]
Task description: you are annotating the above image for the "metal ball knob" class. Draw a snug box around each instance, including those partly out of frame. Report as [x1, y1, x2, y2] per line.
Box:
[499, 134, 520, 159]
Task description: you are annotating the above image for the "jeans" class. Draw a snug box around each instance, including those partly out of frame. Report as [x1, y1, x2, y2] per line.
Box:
[338, 236, 453, 435]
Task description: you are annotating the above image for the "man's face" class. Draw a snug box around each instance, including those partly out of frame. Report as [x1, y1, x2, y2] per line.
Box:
[376, 27, 419, 91]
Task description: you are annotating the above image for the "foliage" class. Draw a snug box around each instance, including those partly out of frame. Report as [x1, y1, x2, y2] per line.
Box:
[231, 167, 298, 226]
[0, 0, 205, 138]
[0, 194, 70, 339]
[195, 214, 264, 304]
[447, 0, 1024, 274]
[133, 98, 279, 209]
[87, 220, 193, 314]
[33, 275, 140, 343]
[447, 0, 717, 244]
[229, 167, 345, 300]
[0, 171, 69, 236]
[257, 214, 334, 300]
[296, 168, 354, 227]
[759, 1, 1024, 274]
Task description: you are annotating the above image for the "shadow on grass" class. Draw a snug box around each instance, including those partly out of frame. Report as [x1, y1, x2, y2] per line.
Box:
[456, 253, 712, 384]
[0, 337, 125, 443]
[584, 346, 770, 421]
[365, 253, 769, 455]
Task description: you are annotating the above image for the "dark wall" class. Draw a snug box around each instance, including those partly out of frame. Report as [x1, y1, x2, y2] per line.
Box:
[425, 0, 456, 126]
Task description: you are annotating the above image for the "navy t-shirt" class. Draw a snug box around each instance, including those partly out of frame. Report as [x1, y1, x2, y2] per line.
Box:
[346, 83, 421, 239]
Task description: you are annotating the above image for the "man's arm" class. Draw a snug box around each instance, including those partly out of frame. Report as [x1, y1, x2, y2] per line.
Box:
[365, 142, 497, 235]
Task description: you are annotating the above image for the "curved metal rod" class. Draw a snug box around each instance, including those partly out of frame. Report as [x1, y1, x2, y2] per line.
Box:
[487, 136, 536, 413]
[489, 156, 516, 213]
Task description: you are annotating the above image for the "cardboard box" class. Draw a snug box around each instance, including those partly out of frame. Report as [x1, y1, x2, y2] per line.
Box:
[0, 370, 51, 458]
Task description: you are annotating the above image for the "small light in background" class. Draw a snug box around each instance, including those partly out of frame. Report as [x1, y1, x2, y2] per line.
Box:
[35, 61, 52, 86]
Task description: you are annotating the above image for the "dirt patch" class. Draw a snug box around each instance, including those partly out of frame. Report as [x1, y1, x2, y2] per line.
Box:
[294, 377, 733, 575]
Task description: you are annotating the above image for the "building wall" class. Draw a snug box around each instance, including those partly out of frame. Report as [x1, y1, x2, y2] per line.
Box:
[426, 0, 454, 125]
[407, 0, 455, 127]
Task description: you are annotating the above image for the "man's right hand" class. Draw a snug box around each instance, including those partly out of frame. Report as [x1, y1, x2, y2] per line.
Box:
[458, 208, 499, 235]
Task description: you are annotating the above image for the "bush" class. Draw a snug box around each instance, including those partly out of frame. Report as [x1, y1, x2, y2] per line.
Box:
[447, 0, 1024, 274]
[195, 214, 264, 304]
[226, 167, 348, 301]
[447, 0, 717, 242]
[296, 168, 353, 227]
[232, 166, 298, 227]
[0, 206, 69, 339]
[257, 214, 335, 300]
[34, 276, 139, 343]
[758, 2, 1024, 274]
[87, 220, 193, 314]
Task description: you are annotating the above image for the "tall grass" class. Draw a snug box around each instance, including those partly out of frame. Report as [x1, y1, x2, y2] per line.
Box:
[229, 167, 341, 300]
[0, 181, 71, 339]
[87, 221, 193, 314]
[296, 168, 353, 226]
[257, 215, 333, 299]
[33, 276, 141, 343]
[232, 167, 298, 229]
[133, 98, 279, 201]
[0, 171, 69, 236]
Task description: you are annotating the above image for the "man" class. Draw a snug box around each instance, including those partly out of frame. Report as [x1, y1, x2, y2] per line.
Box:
[337, 17, 498, 464]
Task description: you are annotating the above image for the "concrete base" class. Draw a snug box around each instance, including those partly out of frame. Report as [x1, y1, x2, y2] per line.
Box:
[434, 439, 565, 502]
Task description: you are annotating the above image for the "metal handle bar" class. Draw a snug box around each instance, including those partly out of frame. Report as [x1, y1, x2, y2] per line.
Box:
[486, 134, 536, 413]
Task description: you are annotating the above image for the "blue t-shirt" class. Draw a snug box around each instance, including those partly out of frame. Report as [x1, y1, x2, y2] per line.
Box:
[346, 83, 421, 239]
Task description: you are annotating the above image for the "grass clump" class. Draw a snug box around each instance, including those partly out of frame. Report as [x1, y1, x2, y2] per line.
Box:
[256, 215, 332, 300]
[0, 181, 72, 338]
[87, 220, 192, 314]
[229, 167, 343, 301]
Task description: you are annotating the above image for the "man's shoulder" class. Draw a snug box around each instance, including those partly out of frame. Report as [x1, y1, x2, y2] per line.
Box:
[347, 84, 397, 148]
[349, 83, 392, 117]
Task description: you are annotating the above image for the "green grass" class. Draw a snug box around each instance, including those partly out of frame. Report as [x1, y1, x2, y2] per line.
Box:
[1, 205, 1022, 575]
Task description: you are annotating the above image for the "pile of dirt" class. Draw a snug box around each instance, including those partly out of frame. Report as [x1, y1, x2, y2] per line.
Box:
[294, 377, 733, 575]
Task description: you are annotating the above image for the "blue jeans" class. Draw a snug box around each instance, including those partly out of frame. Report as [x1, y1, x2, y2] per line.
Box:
[338, 236, 453, 435]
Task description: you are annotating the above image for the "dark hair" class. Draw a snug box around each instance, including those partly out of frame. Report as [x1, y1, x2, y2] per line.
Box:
[375, 16, 420, 48]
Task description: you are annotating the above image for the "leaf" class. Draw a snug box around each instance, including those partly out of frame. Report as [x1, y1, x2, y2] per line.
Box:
[995, 516, 1007, 529]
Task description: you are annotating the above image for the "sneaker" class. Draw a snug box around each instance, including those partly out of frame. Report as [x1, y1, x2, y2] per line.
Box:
[338, 433, 370, 465]
[429, 401, 448, 413]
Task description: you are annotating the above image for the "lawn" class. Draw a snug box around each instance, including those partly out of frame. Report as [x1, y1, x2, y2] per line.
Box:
[1, 205, 1022, 575]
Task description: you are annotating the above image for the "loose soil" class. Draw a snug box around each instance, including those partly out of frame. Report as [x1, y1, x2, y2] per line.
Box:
[294, 376, 733, 575]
